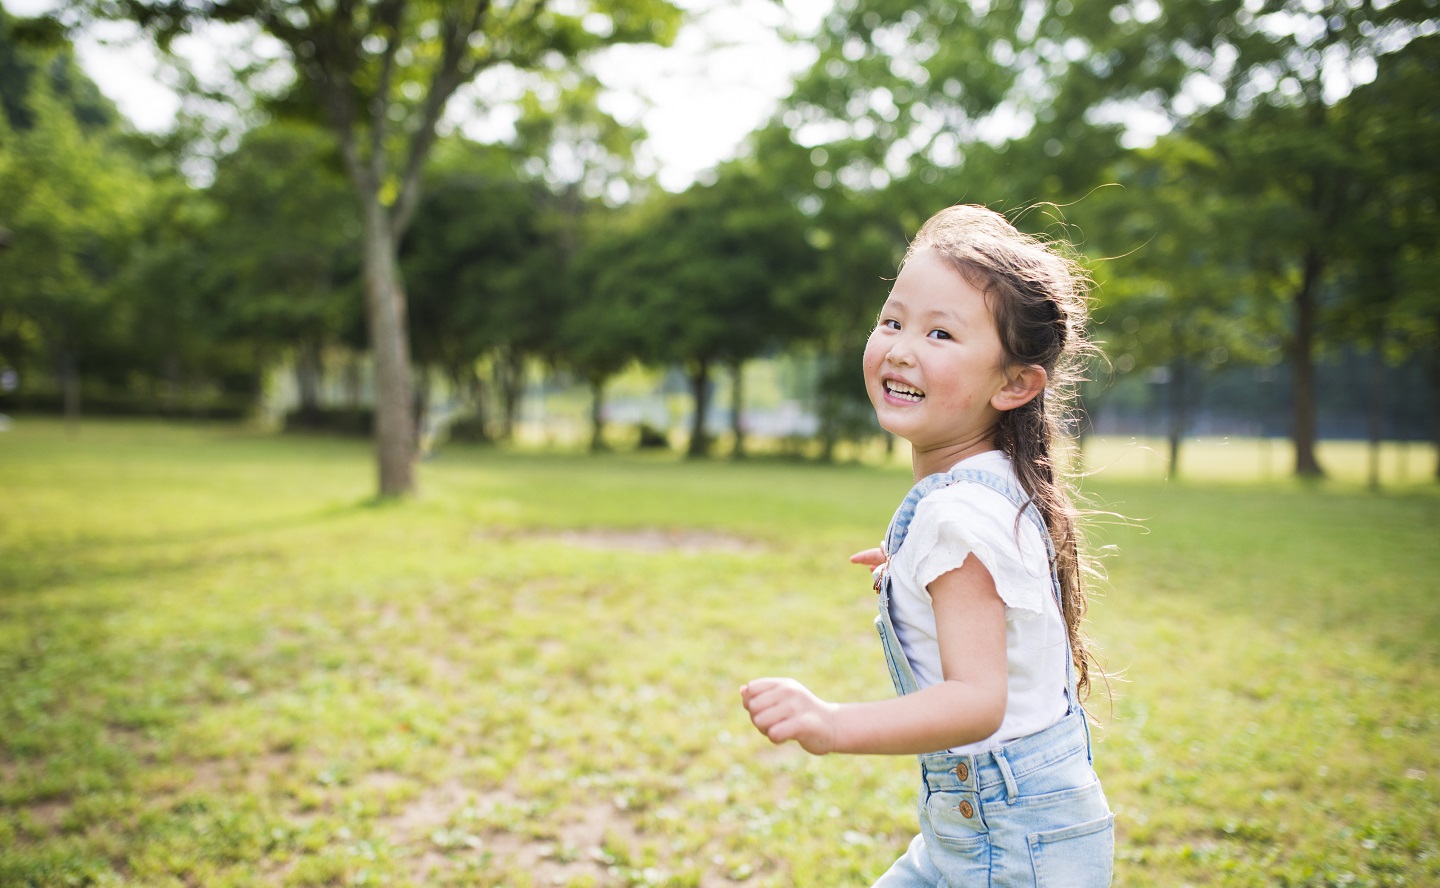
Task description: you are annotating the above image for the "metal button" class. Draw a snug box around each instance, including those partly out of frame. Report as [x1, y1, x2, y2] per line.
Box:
[956, 762, 969, 782]
[959, 800, 975, 818]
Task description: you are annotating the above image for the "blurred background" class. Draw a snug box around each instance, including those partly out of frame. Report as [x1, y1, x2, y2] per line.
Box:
[1, 0, 1436, 489]
[3, 4, 1438, 883]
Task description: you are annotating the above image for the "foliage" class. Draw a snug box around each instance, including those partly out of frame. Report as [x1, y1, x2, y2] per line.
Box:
[776, 0, 1294, 206]
[0, 69, 147, 417]
[726, 124, 908, 459]
[109, 170, 263, 416]
[1163, 2, 1439, 476]
[1, 420, 1437, 885]
[2, 0, 1436, 478]
[0, 5, 114, 133]
[765, 0, 1440, 475]
[57, 0, 685, 496]
[201, 121, 362, 352]
[1079, 136, 1280, 475]
[402, 138, 566, 437]
[1327, 34, 1440, 361]
[579, 164, 816, 457]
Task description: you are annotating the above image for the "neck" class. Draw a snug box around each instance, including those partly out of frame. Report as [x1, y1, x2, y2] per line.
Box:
[909, 435, 997, 481]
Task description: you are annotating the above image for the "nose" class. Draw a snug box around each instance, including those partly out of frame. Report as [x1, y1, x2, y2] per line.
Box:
[885, 336, 916, 367]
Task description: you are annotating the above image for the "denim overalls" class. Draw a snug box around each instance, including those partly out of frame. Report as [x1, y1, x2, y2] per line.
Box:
[872, 469, 1115, 888]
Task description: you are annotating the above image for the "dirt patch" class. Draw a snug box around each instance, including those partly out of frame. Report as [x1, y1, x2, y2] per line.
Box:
[382, 779, 644, 883]
[185, 750, 297, 799]
[476, 527, 765, 555]
[385, 777, 472, 837]
[379, 778, 782, 885]
[20, 798, 68, 831]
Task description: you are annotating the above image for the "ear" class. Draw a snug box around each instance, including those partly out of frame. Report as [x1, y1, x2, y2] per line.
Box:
[991, 364, 1047, 412]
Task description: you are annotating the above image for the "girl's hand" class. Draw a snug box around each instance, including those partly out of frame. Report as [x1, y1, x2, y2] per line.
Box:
[849, 547, 886, 568]
[740, 678, 838, 755]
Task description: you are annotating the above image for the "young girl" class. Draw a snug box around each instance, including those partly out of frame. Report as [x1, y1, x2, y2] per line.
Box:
[741, 204, 1113, 886]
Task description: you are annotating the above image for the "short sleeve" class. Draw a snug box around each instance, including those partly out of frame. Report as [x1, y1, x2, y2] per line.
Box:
[900, 483, 1052, 618]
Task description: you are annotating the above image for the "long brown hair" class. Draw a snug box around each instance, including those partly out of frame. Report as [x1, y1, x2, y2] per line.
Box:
[906, 204, 1102, 700]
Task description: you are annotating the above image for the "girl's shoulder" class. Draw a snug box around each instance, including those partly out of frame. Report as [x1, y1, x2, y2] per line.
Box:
[904, 467, 1052, 616]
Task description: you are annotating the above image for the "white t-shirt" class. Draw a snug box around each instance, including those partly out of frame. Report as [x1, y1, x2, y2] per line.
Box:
[885, 450, 1069, 754]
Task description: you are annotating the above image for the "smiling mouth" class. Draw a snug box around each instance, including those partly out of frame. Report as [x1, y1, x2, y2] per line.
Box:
[884, 381, 925, 403]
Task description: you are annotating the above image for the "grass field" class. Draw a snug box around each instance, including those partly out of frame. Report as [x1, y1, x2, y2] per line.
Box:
[2, 419, 1437, 887]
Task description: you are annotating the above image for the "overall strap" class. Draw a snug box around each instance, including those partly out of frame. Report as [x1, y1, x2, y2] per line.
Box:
[886, 469, 1053, 571]
[883, 470, 975, 557]
[882, 467, 1079, 707]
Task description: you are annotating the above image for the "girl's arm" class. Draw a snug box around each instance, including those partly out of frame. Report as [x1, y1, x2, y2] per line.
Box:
[741, 553, 1007, 755]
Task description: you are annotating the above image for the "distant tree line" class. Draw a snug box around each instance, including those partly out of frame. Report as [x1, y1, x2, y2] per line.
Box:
[0, 0, 1436, 488]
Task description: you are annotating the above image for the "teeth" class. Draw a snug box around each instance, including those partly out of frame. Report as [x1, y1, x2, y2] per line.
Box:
[886, 381, 924, 401]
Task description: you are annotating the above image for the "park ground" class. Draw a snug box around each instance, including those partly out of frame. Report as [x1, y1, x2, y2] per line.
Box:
[1, 419, 1437, 886]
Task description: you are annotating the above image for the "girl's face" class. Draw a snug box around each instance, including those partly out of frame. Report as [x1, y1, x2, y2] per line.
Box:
[863, 248, 1012, 461]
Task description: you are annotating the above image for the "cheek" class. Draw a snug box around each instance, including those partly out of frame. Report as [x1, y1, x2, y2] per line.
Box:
[861, 335, 882, 375]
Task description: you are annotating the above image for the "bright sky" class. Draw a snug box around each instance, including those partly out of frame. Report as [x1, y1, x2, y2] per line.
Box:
[7, 0, 833, 191]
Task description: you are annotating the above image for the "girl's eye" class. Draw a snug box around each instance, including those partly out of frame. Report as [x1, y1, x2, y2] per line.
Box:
[879, 319, 900, 331]
[927, 329, 952, 340]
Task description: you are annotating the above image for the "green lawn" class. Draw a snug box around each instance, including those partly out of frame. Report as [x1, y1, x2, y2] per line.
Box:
[2, 419, 1437, 887]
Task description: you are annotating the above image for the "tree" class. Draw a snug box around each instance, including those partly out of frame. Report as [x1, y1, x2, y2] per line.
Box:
[0, 76, 145, 426]
[199, 120, 362, 420]
[777, 0, 1284, 212]
[111, 173, 228, 416]
[584, 170, 815, 458]
[766, 0, 1285, 459]
[0, 6, 112, 132]
[402, 137, 561, 441]
[795, 189, 908, 461]
[1172, 1, 1438, 477]
[66, 0, 682, 496]
[777, 0, 1437, 477]
[505, 72, 654, 445]
[569, 206, 652, 451]
[1324, 34, 1440, 484]
[0, 8, 137, 421]
[690, 162, 816, 458]
[1082, 136, 1276, 478]
[722, 123, 907, 461]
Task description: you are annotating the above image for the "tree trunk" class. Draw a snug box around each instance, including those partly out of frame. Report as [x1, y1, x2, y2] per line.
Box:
[1367, 345, 1385, 491]
[469, 370, 489, 439]
[449, 363, 487, 440]
[295, 340, 323, 419]
[495, 350, 524, 441]
[730, 357, 746, 459]
[589, 374, 607, 453]
[687, 357, 711, 459]
[188, 369, 209, 419]
[1290, 249, 1325, 477]
[414, 366, 432, 452]
[818, 344, 840, 463]
[345, 353, 363, 408]
[160, 349, 180, 417]
[1427, 345, 1440, 482]
[56, 345, 80, 435]
[360, 200, 416, 497]
[1167, 355, 1186, 480]
[250, 344, 269, 413]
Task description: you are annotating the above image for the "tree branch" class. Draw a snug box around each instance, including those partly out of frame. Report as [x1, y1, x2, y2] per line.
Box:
[256, 3, 371, 196]
[369, 0, 408, 186]
[392, 0, 494, 236]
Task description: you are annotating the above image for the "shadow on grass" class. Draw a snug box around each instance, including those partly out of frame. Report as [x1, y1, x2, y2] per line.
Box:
[0, 500, 379, 599]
